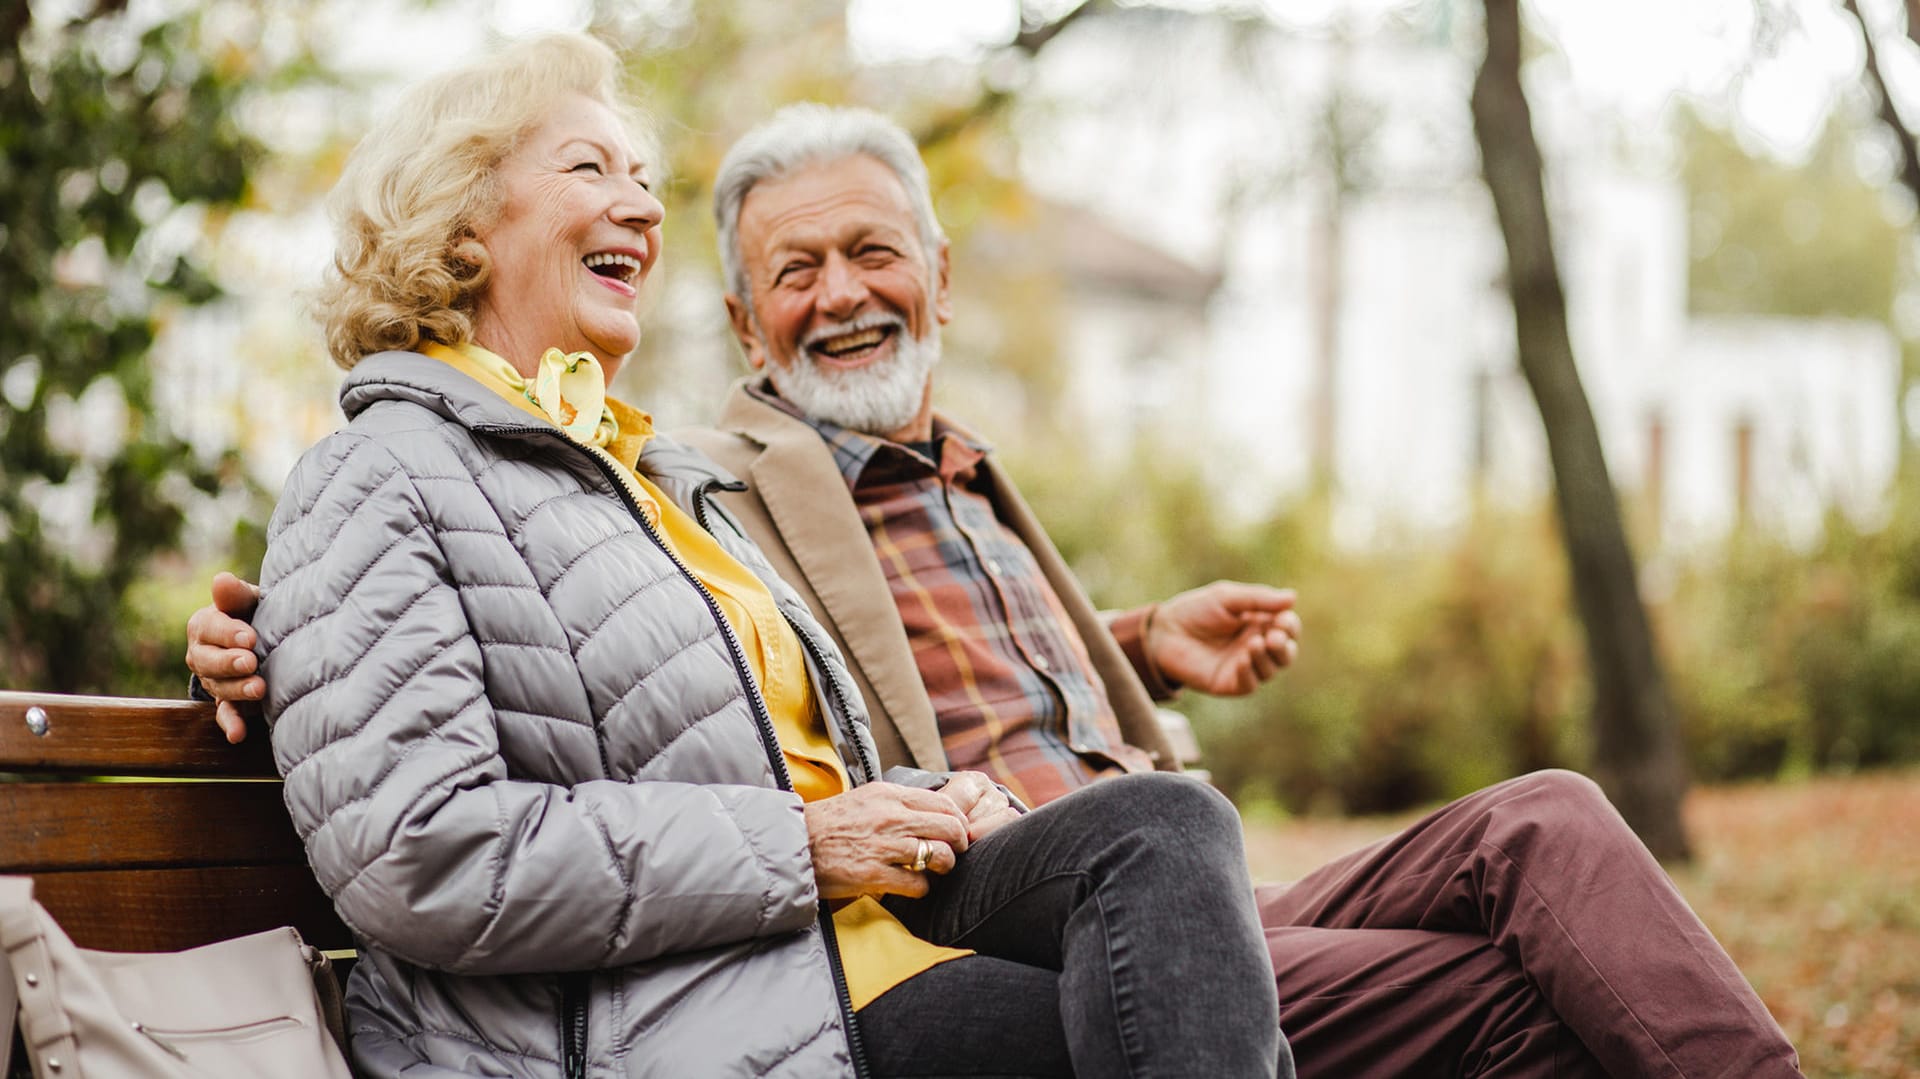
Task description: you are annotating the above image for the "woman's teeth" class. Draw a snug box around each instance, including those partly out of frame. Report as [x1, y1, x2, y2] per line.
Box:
[583, 252, 641, 283]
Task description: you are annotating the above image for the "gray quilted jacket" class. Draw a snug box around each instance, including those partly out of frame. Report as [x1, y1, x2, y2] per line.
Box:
[253, 351, 880, 1079]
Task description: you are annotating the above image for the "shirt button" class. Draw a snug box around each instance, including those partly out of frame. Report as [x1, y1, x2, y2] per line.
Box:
[986, 559, 1002, 576]
[1034, 654, 1051, 671]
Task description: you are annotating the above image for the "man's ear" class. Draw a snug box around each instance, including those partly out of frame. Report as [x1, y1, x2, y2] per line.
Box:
[724, 294, 768, 370]
[933, 239, 953, 325]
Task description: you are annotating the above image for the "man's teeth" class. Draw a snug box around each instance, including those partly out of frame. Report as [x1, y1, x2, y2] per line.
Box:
[816, 327, 888, 356]
[583, 252, 641, 282]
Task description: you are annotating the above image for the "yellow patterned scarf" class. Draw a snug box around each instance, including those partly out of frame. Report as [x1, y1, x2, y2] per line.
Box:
[441, 343, 619, 447]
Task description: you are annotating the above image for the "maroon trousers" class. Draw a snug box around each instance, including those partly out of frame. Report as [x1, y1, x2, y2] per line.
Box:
[1257, 770, 1803, 1078]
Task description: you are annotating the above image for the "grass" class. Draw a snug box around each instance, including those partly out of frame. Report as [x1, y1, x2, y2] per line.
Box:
[1237, 768, 1920, 1079]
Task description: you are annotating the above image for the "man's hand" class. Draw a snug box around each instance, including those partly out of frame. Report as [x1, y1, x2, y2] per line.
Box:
[804, 782, 971, 900]
[1146, 581, 1302, 697]
[935, 771, 1022, 844]
[184, 572, 263, 744]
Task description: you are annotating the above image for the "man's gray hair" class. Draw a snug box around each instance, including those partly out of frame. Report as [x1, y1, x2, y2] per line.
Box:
[712, 103, 946, 303]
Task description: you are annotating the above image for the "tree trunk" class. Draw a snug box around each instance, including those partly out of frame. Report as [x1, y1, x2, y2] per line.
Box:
[1307, 139, 1345, 492]
[1845, 0, 1920, 208]
[1469, 0, 1692, 860]
[1870, 0, 1920, 482]
[915, 0, 1109, 149]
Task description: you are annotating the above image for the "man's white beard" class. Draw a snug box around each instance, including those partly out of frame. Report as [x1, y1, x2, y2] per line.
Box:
[767, 318, 942, 437]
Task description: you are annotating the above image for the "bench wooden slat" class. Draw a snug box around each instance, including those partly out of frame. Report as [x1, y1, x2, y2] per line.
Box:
[28, 864, 352, 953]
[0, 691, 276, 776]
[0, 781, 306, 872]
[0, 690, 354, 961]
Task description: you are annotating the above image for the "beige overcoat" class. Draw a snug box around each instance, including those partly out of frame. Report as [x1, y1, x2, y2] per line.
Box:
[676, 379, 1179, 776]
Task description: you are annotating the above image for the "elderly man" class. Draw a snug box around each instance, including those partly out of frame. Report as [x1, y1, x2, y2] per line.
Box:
[190, 104, 1802, 1078]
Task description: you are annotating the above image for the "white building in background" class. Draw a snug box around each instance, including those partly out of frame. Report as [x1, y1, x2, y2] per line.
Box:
[1641, 317, 1898, 545]
[952, 199, 1224, 458]
[141, 1, 1902, 564]
[1006, 6, 1903, 551]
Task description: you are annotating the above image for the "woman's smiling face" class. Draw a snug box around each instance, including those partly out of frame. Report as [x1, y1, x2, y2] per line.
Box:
[470, 94, 664, 380]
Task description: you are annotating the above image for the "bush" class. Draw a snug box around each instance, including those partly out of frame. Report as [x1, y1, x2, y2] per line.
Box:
[1014, 439, 1920, 816]
[1670, 494, 1920, 780]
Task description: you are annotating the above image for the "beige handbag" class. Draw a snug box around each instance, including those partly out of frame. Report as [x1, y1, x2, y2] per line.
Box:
[0, 876, 351, 1078]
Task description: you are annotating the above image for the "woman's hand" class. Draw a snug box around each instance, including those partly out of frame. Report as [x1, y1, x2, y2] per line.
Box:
[804, 783, 970, 899]
[937, 771, 1022, 844]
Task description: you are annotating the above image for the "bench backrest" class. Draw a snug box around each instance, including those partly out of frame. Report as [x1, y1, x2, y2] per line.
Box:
[0, 691, 349, 955]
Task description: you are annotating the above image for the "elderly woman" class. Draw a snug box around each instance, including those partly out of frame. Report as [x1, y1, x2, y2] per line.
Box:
[254, 32, 1280, 1079]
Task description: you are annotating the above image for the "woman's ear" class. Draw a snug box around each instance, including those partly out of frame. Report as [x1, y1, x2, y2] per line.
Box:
[449, 233, 490, 283]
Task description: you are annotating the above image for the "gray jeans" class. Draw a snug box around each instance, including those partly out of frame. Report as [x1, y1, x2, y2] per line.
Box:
[865, 772, 1289, 1078]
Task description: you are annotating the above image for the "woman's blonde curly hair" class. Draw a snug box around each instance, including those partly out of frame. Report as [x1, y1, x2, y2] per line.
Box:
[317, 33, 656, 369]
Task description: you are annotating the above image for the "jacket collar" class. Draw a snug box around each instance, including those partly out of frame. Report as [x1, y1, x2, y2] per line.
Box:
[342, 350, 743, 496]
[718, 376, 992, 470]
[740, 381, 993, 490]
[341, 350, 540, 431]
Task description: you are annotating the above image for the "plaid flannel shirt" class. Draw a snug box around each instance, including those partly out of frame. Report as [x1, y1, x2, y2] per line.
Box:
[754, 386, 1153, 806]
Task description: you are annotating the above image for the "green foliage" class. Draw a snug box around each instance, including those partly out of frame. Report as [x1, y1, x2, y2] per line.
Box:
[1669, 479, 1920, 780]
[1010, 440, 1587, 814]
[0, 8, 263, 692]
[1185, 503, 1592, 816]
[1684, 108, 1903, 321]
[1672, 103, 1920, 781]
[1014, 436, 1920, 816]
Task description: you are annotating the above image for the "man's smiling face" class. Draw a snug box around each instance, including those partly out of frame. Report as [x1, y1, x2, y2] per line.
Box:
[726, 153, 951, 440]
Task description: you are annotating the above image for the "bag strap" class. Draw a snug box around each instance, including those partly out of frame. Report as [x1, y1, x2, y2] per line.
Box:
[1, 938, 16, 1078]
[0, 877, 33, 1077]
[0, 876, 76, 1079]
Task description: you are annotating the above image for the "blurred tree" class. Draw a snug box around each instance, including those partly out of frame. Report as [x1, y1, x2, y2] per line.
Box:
[1471, 0, 1692, 860]
[0, 4, 264, 691]
[1842, 0, 1920, 206]
[914, 0, 1111, 151]
[1302, 57, 1373, 498]
[1835, 0, 1920, 478]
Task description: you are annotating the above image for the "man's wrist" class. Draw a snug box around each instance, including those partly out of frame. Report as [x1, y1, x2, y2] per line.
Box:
[1109, 604, 1181, 701]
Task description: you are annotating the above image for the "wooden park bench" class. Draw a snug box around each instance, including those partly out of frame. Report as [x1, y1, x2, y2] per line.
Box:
[0, 689, 1212, 1073]
[1155, 708, 1210, 784]
[0, 690, 350, 1076]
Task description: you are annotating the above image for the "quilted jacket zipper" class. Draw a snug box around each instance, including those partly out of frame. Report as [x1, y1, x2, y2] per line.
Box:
[693, 481, 880, 785]
[560, 972, 588, 1079]
[689, 482, 876, 1073]
[482, 423, 872, 1079]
